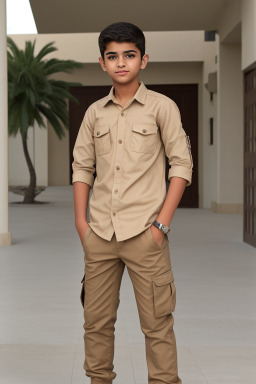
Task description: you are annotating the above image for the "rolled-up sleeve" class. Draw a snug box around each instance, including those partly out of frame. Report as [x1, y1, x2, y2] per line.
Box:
[72, 105, 96, 187]
[158, 98, 193, 187]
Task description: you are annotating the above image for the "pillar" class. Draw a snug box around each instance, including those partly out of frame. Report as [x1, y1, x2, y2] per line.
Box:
[213, 36, 243, 214]
[0, 0, 11, 245]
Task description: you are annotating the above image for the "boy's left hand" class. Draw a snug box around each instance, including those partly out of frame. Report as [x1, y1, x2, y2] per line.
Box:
[150, 224, 165, 248]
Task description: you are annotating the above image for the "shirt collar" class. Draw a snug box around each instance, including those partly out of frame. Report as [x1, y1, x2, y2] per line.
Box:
[103, 81, 147, 107]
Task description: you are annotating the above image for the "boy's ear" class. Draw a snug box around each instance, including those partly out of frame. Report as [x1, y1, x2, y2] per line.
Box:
[99, 56, 107, 72]
[140, 54, 149, 70]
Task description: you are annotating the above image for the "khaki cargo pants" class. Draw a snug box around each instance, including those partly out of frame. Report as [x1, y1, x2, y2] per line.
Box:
[80, 224, 182, 384]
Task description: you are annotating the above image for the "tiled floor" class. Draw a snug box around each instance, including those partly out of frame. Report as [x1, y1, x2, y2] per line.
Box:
[0, 186, 255, 384]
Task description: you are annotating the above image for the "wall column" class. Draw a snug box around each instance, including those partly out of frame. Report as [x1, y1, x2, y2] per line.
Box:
[213, 40, 243, 214]
[0, 0, 11, 245]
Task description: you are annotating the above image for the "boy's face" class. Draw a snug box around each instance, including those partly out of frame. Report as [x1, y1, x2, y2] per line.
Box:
[99, 41, 149, 85]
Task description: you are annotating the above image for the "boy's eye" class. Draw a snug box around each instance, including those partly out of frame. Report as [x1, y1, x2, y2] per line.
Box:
[107, 54, 135, 60]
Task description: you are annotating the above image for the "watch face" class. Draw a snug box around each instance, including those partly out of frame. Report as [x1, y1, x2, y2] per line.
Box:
[154, 221, 169, 234]
[162, 226, 169, 234]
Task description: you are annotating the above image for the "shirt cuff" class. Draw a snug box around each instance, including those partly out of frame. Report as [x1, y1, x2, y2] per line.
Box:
[72, 172, 94, 187]
[168, 166, 192, 187]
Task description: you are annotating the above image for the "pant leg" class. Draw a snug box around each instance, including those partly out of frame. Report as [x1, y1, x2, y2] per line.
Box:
[121, 227, 182, 384]
[80, 226, 125, 384]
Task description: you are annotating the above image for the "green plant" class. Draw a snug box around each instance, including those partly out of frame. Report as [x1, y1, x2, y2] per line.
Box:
[7, 37, 83, 203]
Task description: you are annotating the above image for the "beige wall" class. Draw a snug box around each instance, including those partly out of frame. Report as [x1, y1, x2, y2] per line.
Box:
[47, 122, 69, 186]
[216, 0, 256, 71]
[217, 0, 241, 43]
[9, 130, 32, 186]
[196, 31, 243, 212]
[8, 120, 48, 187]
[242, 0, 256, 70]
[9, 31, 204, 63]
[216, 40, 243, 210]
[202, 41, 218, 209]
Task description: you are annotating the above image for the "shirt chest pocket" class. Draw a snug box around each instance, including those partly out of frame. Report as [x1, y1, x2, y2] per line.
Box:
[130, 124, 158, 154]
[93, 125, 111, 156]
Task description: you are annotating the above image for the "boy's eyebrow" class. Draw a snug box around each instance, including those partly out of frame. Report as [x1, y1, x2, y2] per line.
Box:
[105, 50, 138, 55]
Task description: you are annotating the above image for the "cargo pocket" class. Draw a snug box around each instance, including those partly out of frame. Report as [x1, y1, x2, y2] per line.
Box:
[80, 274, 85, 307]
[131, 124, 158, 154]
[93, 125, 111, 156]
[152, 269, 176, 317]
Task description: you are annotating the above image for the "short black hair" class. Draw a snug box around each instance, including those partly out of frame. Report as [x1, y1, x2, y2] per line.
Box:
[98, 22, 145, 60]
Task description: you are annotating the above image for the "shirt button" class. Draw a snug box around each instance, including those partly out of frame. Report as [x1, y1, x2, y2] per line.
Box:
[142, 129, 147, 133]
[96, 131, 100, 135]
[116, 166, 120, 170]
[114, 189, 118, 194]
[121, 112, 124, 117]
[118, 139, 122, 144]
[113, 212, 116, 216]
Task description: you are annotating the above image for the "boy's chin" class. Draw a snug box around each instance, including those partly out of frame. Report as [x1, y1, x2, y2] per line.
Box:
[111, 75, 139, 85]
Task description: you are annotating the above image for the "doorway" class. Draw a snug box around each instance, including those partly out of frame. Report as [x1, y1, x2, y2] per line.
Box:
[69, 83, 199, 208]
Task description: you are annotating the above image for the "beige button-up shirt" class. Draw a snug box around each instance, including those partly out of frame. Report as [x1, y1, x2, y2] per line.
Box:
[72, 81, 193, 242]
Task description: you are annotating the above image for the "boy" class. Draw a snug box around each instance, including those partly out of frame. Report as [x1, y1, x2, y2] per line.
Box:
[72, 21, 193, 384]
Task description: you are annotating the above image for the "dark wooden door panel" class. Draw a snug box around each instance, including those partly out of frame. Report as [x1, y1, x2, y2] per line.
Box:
[69, 83, 198, 208]
[146, 84, 198, 207]
[244, 69, 256, 247]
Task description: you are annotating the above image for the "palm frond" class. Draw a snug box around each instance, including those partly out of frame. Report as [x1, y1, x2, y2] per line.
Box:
[44, 58, 83, 75]
[7, 36, 82, 140]
[37, 104, 66, 139]
[35, 41, 58, 62]
[7, 37, 21, 60]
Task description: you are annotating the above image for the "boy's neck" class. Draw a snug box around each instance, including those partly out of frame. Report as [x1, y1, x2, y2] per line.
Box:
[113, 79, 140, 107]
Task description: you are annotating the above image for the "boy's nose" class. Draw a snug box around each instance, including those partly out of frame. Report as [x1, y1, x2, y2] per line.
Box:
[117, 58, 126, 67]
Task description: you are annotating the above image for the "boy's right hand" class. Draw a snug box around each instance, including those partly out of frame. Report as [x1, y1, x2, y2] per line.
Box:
[76, 221, 89, 245]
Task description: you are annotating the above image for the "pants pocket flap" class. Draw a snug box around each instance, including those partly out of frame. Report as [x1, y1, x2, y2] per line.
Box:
[152, 269, 174, 286]
[152, 270, 176, 317]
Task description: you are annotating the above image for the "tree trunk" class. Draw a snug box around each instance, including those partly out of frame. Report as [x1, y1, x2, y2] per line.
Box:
[21, 131, 37, 203]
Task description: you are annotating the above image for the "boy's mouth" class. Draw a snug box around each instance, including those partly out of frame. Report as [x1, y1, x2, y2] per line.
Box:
[116, 71, 129, 75]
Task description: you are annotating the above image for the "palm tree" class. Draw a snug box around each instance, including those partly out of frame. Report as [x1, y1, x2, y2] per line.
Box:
[7, 37, 83, 203]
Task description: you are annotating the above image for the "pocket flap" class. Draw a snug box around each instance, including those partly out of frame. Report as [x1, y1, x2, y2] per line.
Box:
[93, 125, 110, 137]
[132, 124, 158, 135]
[153, 269, 174, 286]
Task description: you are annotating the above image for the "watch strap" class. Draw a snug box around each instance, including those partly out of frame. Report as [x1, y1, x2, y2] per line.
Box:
[153, 220, 170, 234]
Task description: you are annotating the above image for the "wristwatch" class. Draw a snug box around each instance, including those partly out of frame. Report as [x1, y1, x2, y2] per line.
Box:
[153, 220, 170, 234]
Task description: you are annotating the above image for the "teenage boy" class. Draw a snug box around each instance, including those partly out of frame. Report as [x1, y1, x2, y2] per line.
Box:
[72, 21, 193, 384]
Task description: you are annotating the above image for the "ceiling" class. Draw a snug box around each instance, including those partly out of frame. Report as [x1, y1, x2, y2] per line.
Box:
[29, 0, 229, 34]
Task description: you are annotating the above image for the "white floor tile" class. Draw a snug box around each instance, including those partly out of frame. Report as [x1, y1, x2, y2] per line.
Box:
[190, 346, 256, 384]
[0, 186, 254, 384]
[0, 344, 76, 384]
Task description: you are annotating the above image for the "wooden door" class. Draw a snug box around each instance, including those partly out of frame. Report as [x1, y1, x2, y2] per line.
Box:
[147, 84, 198, 208]
[244, 69, 256, 247]
[69, 83, 198, 208]
[69, 85, 110, 185]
